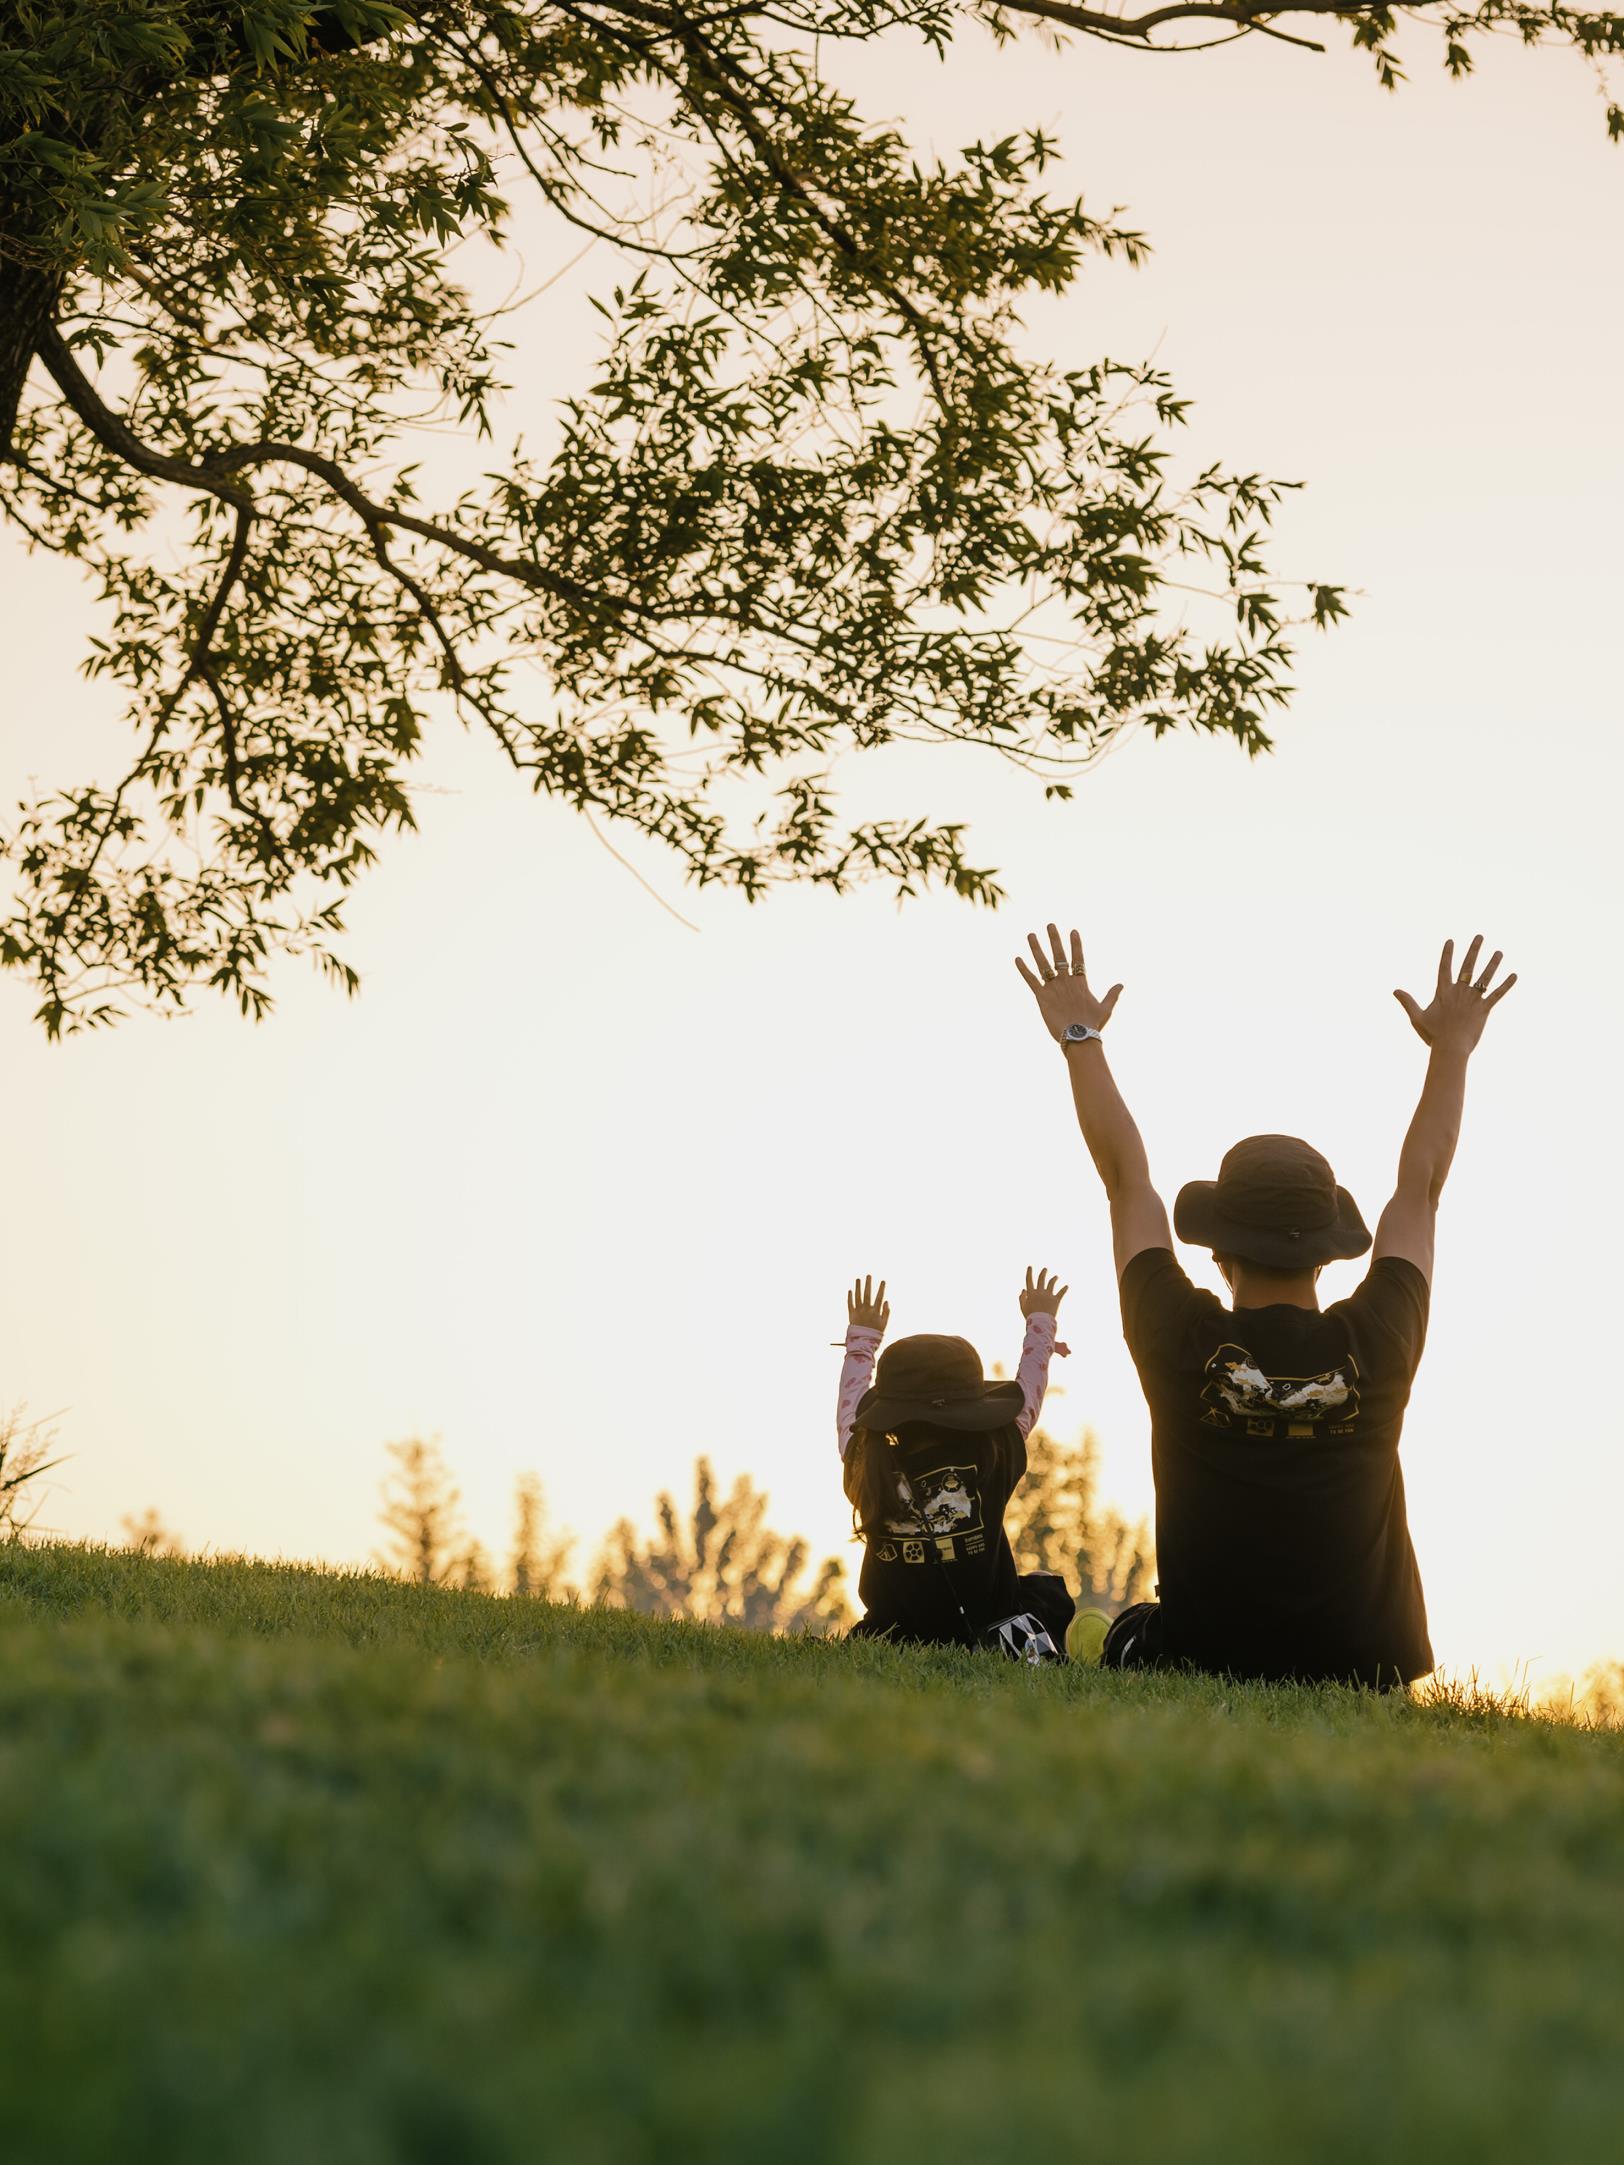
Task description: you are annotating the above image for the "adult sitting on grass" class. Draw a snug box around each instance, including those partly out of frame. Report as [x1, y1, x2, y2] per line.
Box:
[1016, 925, 1517, 1691]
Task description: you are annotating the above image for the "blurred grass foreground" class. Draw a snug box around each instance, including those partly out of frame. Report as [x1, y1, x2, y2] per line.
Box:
[2, 1541, 1620, 2164]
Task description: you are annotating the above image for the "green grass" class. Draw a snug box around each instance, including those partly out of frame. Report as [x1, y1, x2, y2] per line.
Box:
[2, 1543, 1620, 2165]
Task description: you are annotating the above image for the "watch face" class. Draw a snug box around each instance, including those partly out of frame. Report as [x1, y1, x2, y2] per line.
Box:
[1065, 1024, 1094, 1041]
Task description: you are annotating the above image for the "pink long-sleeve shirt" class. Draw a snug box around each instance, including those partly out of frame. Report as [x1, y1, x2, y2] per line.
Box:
[836, 1312, 1062, 1458]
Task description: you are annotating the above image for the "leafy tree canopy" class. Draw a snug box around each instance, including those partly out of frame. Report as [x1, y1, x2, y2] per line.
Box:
[2, 0, 1617, 1029]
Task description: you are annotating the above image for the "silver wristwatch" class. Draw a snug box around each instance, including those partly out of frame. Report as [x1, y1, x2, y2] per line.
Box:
[1062, 1023, 1104, 1048]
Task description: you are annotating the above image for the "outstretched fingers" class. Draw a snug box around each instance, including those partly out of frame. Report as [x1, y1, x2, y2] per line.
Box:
[1404, 935, 1517, 1046]
[1017, 924, 1119, 1040]
[847, 1274, 888, 1324]
[1441, 934, 1516, 1006]
[1021, 1265, 1069, 1317]
[1016, 924, 1090, 987]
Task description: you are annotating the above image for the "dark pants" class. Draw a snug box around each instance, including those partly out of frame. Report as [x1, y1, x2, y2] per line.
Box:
[1100, 1600, 1411, 1692]
[852, 1571, 1076, 1655]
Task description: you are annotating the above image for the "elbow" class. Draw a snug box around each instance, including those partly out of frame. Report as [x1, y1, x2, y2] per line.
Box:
[1396, 1162, 1445, 1212]
[1103, 1160, 1149, 1209]
[1405, 1160, 1448, 1211]
[1099, 1154, 1133, 1202]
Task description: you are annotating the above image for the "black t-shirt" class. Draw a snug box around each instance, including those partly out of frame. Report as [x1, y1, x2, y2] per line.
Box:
[845, 1423, 1026, 1643]
[1120, 1248, 1434, 1688]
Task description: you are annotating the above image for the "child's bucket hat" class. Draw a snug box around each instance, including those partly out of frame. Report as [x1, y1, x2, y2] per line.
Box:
[853, 1335, 1026, 1435]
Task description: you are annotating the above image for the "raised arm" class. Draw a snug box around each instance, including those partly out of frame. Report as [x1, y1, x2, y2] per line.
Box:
[1013, 1266, 1068, 1438]
[836, 1274, 889, 1459]
[1015, 923, 1172, 1278]
[1375, 935, 1517, 1282]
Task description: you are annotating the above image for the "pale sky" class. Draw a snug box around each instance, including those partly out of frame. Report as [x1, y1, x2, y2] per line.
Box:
[3, 23, 1621, 1685]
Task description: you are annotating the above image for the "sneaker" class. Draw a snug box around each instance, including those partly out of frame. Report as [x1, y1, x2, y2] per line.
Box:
[984, 1611, 1064, 1665]
[1066, 1607, 1113, 1667]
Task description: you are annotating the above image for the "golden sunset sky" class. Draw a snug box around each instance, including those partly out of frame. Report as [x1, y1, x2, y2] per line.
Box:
[3, 21, 1620, 1683]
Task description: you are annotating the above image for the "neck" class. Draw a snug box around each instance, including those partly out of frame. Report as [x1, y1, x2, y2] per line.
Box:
[1227, 1262, 1321, 1311]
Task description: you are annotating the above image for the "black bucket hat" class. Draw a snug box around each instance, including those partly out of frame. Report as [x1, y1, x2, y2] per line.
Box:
[853, 1335, 1025, 1435]
[1174, 1134, 1371, 1270]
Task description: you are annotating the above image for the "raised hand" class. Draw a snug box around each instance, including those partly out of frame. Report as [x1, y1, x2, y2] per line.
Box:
[1014, 923, 1123, 1043]
[846, 1274, 890, 1333]
[1394, 936, 1517, 1056]
[1019, 1266, 1068, 1320]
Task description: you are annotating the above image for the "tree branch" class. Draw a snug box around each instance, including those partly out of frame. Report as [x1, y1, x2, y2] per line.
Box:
[34, 321, 640, 621]
[34, 316, 872, 711]
[577, 0, 1390, 48]
[669, 17, 961, 410]
[47, 503, 262, 955]
[984, 0, 1387, 41]
[34, 327, 255, 513]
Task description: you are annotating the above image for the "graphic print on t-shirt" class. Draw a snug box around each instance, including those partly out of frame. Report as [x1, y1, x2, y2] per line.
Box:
[1199, 1344, 1362, 1440]
[871, 1463, 988, 1564]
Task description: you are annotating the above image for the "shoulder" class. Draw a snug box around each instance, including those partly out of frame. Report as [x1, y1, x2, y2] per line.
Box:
[1119, 1246, 1221, 1361]
[1120, 1244, 1206, 1304]
[1331, 1256, 1431, 1363]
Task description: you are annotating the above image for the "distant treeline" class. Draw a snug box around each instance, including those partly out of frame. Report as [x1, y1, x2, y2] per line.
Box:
[365, 1421, 1157, 1636]
[110, 1419, 1157, 1637]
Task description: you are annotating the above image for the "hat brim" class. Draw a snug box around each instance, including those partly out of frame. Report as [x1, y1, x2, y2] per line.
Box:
[1173, 1182, 1371, 1269]
[852, 1378, 1026, 1436]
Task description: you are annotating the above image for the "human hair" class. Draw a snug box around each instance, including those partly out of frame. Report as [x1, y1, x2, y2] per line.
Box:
[846, 1426, 903, 1541]
[846, 1419, 1024, 1542]
[1214, 1252, 1324, 1289]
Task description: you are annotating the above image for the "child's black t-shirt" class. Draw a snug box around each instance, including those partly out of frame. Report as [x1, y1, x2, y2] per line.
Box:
[845, 1422, 1026, 1642]
[1120, 1246, 1433, 1687]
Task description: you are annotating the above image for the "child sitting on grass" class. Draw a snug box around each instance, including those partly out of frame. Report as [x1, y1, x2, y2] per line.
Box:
[837, 1270, 1076, 1662]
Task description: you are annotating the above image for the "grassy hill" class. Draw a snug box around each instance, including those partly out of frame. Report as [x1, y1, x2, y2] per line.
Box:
[1, 1542, 1619, 2165]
